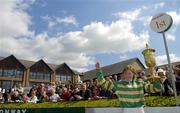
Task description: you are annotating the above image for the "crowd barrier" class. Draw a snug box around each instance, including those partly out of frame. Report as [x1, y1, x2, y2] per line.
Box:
[0, 107, 180, 113]
[86, 107, 180, 113]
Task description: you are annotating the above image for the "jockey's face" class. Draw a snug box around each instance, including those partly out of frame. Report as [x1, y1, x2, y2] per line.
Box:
[123, 69, 134, 81]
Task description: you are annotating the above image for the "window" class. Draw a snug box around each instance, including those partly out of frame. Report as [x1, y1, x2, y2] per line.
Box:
[61, 75, 67, 81]
[3, 69, 8, 77]
[0, 69, 23, 78]
[36, 72, 42, 79]
[2, 81, 11, 89]
[29, 72, 32, 79]
[44, 73, 50, 80]
[7, 69, 15, 77]
[37, 72, 44, 80]
[30, 72, 36, 79]
[16, 70, 23, 78]
[67, 76, 71, 81]
[55, 74, 72, 81]
[36, 72, 40, 79]
[0, 69, 2, 76]
[29, 82, 37, 87]
[2, 69, 16, 77]
[56, 74, 61, 81]
[30, 71, 50, 80]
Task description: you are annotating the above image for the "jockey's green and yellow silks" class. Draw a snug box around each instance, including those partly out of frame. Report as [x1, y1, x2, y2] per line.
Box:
[96, 69, 161, 107]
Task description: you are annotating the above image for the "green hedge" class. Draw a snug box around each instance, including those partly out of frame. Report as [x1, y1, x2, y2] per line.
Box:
[0, 96, 180, 108]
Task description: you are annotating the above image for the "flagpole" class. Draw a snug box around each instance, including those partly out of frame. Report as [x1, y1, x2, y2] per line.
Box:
[162, 32, 179, 106]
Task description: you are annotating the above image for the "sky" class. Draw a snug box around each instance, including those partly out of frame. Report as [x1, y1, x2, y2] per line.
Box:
[0, 0, 180, 72]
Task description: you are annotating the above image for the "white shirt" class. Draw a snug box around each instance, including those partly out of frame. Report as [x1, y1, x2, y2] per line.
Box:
[49, 94, 59, 102]
[28, 96, 38, 103]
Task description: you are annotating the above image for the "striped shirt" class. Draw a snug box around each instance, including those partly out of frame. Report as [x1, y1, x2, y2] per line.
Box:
[96, 69, 161, 108]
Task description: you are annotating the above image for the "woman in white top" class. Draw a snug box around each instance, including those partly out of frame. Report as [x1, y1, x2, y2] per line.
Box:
[49, 89, 60, 102]
[28, 90, 38, 103]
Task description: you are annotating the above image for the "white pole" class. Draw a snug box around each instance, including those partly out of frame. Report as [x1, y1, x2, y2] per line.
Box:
[162, 32, 179, 106]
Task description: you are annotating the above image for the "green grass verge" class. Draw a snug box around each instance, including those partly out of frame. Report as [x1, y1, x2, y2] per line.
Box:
[0, 96, 180, 108]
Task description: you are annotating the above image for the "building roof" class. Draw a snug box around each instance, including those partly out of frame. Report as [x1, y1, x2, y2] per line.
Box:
[29, 59, 54, 72]
[47, 63, 58, 71]
[18, 59, 35, 68]
[137, 61, 180, 76]
[56, 63, 75, 74]
[72, 70, 83, 75]
[0, 56, 4, 60]
[157, 61, 180, 68]
[82, 58, 145, 81]
[0, 55, 35, 68]
[0, 55, 75, 73]
[0, 55, 26, 69]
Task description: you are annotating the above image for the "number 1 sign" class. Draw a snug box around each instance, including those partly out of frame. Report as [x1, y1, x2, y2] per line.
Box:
[150, 13, 173, 33]
[150, 13, 179, 106]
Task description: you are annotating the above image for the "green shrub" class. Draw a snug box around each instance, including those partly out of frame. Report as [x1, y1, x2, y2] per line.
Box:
[0, 96, 180, 108]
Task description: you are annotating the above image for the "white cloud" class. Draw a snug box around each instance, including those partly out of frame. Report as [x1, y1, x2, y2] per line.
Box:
[139, 16, 152, 27]
[57, 16, 77, 25]
[0, 0, 33, 38]
[80, 21, 149, 53]
[141, 2, 165, 11]
[113, 9, 141, 21]
[37, 0, 47, 7]
[154, 2, 165, 10]
[0, 1, 151, 72]
[42, 15, 77, 28]
[156, 54, 180, 65]
[166, 34, 176, 41]
[167, 11, 180, 25]
[119, 54, 128, 60]
[162, 11, 180, 42]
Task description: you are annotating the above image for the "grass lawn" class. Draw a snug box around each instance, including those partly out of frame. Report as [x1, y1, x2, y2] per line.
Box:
[0, 96, 180, 108]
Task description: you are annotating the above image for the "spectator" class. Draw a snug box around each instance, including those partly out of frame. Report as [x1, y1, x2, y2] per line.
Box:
[79, 83, 92, 100]
[74, 84, 92, 100]
[46, 82, 56, 96]
[71, 87, 80, 101]
[28, 85, 37, 97]
[36, 83, 45, 100]
[56, 81, 62, 94]
[49, 89, 60, 102]
[28, 90, 38, 103]
[98, 86, 107, 98]
[157, 68, 173, 96]
[0, 88, 3, 103]
[3, 89, 10, 104]
[105, 76, 112, 82]
[50, 82, 56, 90]
[89, 79, 94, 88]
[113, 75, 118, 81]
[38, 91, 49, 103]
[173, 65, 180, 95]
[91, 86, 101, 100]
[11, 91, 22, 103]
[15, 83, 24, 95]
[137, 71, 146, 81]
[99, 86, 111, 98]
[66, 84, 73, 93]
[22, 93, 29, 103]
[60, 87, 71, 101]
[93, 79, 98, 87]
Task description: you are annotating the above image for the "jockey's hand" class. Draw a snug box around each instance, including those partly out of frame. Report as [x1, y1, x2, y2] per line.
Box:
[95, 62, 100, 69]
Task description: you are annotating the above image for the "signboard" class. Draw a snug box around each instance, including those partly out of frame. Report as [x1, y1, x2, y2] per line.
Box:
[150, 13, 173, 33]
[150, 12, 179, 106]
[0, 108, 84, 113]
[86, 107, 180, 113]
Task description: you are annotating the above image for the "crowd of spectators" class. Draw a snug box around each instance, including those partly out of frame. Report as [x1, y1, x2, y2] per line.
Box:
[0, 64, 180, 104]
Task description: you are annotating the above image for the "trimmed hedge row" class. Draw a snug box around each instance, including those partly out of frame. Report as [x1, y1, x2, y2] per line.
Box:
[0, 96, 180, 108]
